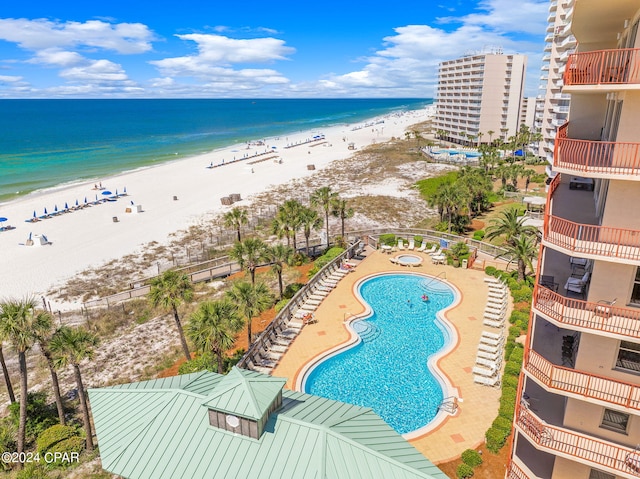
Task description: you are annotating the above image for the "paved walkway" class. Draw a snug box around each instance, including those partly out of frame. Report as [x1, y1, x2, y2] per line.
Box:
[272, 248, 510, 464]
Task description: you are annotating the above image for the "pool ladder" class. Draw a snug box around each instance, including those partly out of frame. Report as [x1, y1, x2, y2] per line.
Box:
[438, 396, 459, 414]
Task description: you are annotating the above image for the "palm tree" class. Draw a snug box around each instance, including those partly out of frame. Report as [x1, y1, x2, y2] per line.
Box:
[271, 215, 291, 247]
[0, 330, 15, 404]
[262, 244, 294, 299]
[509, 163, 524, 190]
[522, 168, 537, 192]
[0, 298, 43, 459]
[230, 237, 266, 285]
[187, 299, 243, 374]
[49, 326, 99, 452]
[428, 183, 463, 233]
[149, 270, 194, 361]
[487, 130, 495, 145]
[486, 207, 538, 246]
[498, 234, 538, 281]
[223, 207, 248, 242]
[310, 186, 338, 248]
[436, 129, 447, 147]
[299, 207, 322, 256]
[331, 198, 354, 240]
[31, 311, 66, 425]
[280, 199, 304, 251]
[227, 282, 273, 347]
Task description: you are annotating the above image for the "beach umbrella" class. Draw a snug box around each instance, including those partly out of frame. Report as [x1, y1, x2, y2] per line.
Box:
[44, 207, 48, 215]
[102, 190, 112, 196]
[54, 205, 58, 213]
[32, 211, 37, 220]
[84, 197, 88, 204]
[115, 189, 119, 196]
[75, 199, 79, 207]
[123, 186, 127, 194]
[0, 217, 7, 223]
[64, 202, 69, 210]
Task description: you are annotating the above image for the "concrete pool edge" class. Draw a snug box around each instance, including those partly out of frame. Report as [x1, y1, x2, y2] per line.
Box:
[293, 271, 463, 439]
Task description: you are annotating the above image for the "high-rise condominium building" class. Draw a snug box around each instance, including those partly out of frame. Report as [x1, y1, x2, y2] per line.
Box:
[508, 2, 640, 479]
[433, 49, 527, 146]
[535, 0, 576, 165]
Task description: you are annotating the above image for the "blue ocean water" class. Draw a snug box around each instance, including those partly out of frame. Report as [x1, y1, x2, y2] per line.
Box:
[0, 98, 431, 202]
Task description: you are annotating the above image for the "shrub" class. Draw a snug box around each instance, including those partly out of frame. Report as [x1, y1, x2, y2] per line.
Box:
[274, 299, 289, 313]
[461, 449, 483, 467]
[16, 463, 49, 479]
[499, 390, 517, 420]
[413, 235, 423, 245]
[456, 463, 475, 478]
[379, 234, 396, 246]
[492, 416, 513, 432]
[504, 360, 522, 377]
[283, 283, 304, 299]
[512, 285, 532, 303]
[502, 373, 519, 389]
[36, 425, 78, 454]
[509, 310, 529, 325]
[9, 391, 58, 441]
[472, 230, 485, 241]
[484, 266, 497, 276]
[509, 344, 524, 363]
[485, 426, 510, 453]
[47, 435, 85, 456]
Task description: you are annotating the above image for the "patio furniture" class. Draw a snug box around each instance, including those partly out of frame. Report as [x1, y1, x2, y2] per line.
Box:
[540, 275, 558, 292]
[565, 271, 590, 298]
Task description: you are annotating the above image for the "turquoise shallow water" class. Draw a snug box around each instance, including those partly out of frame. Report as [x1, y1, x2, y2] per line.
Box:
[0, 98, 431, 202]
[304, 274, 455, 434]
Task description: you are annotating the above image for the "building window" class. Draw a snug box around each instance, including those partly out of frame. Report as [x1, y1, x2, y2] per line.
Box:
[589, 469, 615, 479]
[631, 267, 640, 305]
[616, 341, 640, 372]
[600, 408, 629, 433]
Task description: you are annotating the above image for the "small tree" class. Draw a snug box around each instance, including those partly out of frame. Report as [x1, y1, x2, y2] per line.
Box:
[262, 244, 294, 299]
[331, 198, 354, 240]
[49, 326, 99, 452]
[149, 270, 194, 361]
[230, 237, 266, 285]
[310, 186, 338, 248]
[227, 282, 273, 347]
[223, 207, 248, 242]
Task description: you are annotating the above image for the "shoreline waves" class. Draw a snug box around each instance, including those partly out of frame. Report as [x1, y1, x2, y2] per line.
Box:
[0, 102, 433, 309]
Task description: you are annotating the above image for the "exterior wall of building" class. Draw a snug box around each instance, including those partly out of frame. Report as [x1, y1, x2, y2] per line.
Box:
[550, 457, 592, 479]
[433, 50, 526, 146]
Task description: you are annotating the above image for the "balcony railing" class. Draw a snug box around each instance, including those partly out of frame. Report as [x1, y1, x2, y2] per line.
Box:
[544, 214, 640, 263]
[506, 460, 531, 479]
[515, 405, 640, 478]
[564, 48, 640, 86]
[533, 285, 640, 339]
[525, 349, 640, 410]
[555, 123, 640, 177]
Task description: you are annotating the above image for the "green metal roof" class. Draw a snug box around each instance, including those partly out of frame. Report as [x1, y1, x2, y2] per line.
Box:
[201, 367, 286, 420]
[88, 367, 449, 479]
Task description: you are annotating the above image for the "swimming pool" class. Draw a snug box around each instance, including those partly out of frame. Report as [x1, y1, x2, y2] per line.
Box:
[433, 149, 481, 158]
[302, 273, 456, 434]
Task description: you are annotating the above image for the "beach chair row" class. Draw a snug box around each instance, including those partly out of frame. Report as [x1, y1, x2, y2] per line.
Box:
[245, 259, 358, 375]
[483, 278, 509, 329]
[474, 330, 504, 387]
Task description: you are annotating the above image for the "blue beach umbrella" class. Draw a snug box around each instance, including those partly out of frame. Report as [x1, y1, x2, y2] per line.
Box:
[102, 190, 112, 196]
[84, 197, 88, 204]
[64, 202, 69, 210]
[115, 189, 119, 196]
[123, 186, 127, 194]
[0, 217, 7, 223]
[75, 199, 79, 207]
[54, 205, 58, 213]
[44, 207, 48, 215]
[32, 210, 37, 219]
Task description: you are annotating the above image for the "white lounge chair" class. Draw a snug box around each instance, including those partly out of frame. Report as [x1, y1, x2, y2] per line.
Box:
[474, 375, 500, 387]
[484, 311, 505, 321]
[483, 318, 505, 328]
[485, 304, 506, 314]
[429, 247, 442, 256]
[408, 239, 415, 250]
[481, 331, 503, 341]
[398, 239, 405, 250]
[484, 277, 501, 284]
[478, 343, 500, 354]
[480, 336, 503, 347]
[472, 365, 497, 377]
[416, 242, 426, 252]
[477, 349, 501, 361]
[476, 357, 501, 370]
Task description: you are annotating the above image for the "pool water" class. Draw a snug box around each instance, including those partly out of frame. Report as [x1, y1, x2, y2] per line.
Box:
[433, 149, 481, 158]
[397, 254, 421, 264]
[304, 274, 455, 434]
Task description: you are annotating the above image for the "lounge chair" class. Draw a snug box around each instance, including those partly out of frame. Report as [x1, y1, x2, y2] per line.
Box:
[416, 242, 425, 252]
[397, 239, 405, 250]
[480, 335, 503, 347]
[408, 239, 415, 250]
[484, 311, 505, 322]
[484, 277, 501, 284]
[472, 365, 497, 377]
[481, 331, 503, 341]
[474, 375, 500, 387]
[425, 245, 436, 254]
[485, 303, 506, 314]
[476, 357, 501, 370]
[565, 272, 590, 297]
[477, 349, 501, 361]
[429, 247, 442, 256]
[478, 343, 500, 354]
[483, 318, 505, 328]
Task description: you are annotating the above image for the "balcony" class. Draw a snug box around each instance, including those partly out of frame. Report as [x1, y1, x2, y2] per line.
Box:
[544, 175, 640, 265]
[525, 348, 640, 411]
[514, 404, 640, 479]
[564, 49, 640, 89]
[533, 284, 640, 341]
[554, 123, 640, 179]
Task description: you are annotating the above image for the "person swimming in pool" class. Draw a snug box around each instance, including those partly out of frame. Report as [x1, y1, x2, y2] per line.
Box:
[422, 294, 429, 301]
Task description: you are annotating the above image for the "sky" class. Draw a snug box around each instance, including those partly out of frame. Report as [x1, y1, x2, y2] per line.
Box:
[0, 0, 550, 99]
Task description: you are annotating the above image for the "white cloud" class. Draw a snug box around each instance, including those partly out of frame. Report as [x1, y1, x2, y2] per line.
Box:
[0, 75, 22, 83]
[59, 59, 130, 82]
[29, 49, 85, 67]
[0, 18, 155, 53]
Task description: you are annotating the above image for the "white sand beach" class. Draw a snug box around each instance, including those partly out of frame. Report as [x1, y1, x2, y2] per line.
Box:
[0, 108, 431, 309]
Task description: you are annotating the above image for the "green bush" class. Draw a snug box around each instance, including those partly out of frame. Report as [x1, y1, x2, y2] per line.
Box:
[499, 389, 517, 420]
[307, 247, 345, 277]
[484, 266, 497, 276]
[274, 299, 289, 313]
[9, 391, 58, 442]
[509, 344, 524, 363]
[509, 310, 529, 325]
[324, 247, 346, 259]
[178, 349, 244, 375]
[283, 283, 304, 299]
[413, 235, 423, 245]
[456, 463, 475, 478]
[379, 234, 396, 246]
[502, 374, 519, 389]
[504, 360, 521, 377]
[472, 230, 485, 241]
[461, 449, 483, 467]
[36, 425, 78, 454]
[47, 435, 85, 456]
[16, 462, 49, 479]
[485, 426, 510, 453]
[512, 285, 532, 303]
[491, 416, 513, 432]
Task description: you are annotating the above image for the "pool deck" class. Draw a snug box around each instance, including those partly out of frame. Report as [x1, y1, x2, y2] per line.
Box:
[272, 247, 511, 464]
